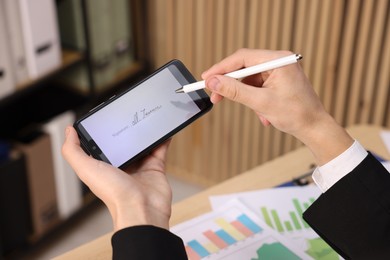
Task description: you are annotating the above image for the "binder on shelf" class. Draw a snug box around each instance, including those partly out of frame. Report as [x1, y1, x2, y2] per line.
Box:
[15, 130, 60, 239]
[56, 0, 88, 92]
[56, 0, 136, 93]
[0, 150, 31, 254]
[3, 0, 29, 85]
[42, 111, 83, 219]
[56, 0, 85, 50]
[56, 0, 114, 92]
[0, 2, 16, 99]
[84, 0, 116, 90]
[18, 0, 61, 79]
[111, 0, 135, 74]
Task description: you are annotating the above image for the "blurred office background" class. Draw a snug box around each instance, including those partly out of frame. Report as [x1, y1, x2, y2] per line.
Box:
[0, 0, 389, 258]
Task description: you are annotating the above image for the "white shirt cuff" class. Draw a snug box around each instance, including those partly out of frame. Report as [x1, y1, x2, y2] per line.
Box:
[312, 140, 368, 193]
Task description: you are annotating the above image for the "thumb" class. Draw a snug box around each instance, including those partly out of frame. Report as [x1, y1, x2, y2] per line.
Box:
[62, 126, 93, 171]
[205, 75, 260, 109]
[62, 126, 81, 158]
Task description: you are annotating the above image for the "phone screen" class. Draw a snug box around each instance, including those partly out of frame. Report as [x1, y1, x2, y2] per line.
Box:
[74, 60, 212, 168]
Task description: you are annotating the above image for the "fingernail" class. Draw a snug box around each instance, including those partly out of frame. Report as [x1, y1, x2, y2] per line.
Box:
[207, 77, 220, 91]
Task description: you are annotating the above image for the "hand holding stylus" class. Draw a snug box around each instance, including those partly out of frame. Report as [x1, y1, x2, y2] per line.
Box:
[175, 53, 302, 93]
[201, 49, 353, 166]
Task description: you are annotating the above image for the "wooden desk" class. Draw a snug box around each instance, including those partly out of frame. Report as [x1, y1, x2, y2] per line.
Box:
[55, 125, 390, 259]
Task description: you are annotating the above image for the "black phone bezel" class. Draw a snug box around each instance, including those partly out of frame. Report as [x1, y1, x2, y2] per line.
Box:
[73, 59, 213, 169]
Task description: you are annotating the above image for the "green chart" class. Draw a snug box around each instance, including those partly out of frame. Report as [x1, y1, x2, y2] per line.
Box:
[306, 238, 339, 260]
[251, 242, 301, 260]
[260, 198, 339, 260]
[260, 197, 315, 233]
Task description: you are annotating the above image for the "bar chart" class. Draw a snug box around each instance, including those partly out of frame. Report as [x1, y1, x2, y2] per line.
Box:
[260, 197, 315, 233]
[209, 185, 341, 259]
[184, 213, 262, 258]
[171, 199, 311, 260]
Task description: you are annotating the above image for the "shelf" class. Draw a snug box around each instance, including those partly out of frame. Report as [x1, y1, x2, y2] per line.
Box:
[0, 49, 85, 116]
[62, 49, 84, 67]
[0, 0, 148, 257]
[57, 60, 147, 101]
[94, 61, 145, 94]
[16, 49, 84, 90]
[0, 85, 88, 139]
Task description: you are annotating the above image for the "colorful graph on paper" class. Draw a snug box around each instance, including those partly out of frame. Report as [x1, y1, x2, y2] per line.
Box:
[260, 197, 314, 232]
[170, 199, 311, 260]
[210, 185, 341, 260]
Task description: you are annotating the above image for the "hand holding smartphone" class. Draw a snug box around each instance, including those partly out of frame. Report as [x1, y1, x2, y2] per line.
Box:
[74, 60, 213, 168]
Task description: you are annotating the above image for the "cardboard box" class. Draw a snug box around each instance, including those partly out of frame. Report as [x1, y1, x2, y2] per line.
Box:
[16, 131, 60, 239]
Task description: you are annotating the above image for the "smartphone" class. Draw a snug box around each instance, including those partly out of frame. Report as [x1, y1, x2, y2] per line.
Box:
[74, 60, 213, 168]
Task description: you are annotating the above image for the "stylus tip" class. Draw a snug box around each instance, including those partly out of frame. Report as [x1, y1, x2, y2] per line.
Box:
[175, 88, 184, 93]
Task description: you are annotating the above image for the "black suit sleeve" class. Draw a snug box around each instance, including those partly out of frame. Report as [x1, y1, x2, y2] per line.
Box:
[111, 225, 188, 260]
[303, 153, 390, 259]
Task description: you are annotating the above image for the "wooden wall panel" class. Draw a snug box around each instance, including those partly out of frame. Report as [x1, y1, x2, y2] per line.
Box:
[361, 0, 388, 124]
[145, 0, 390, 186]
[373, 5, 390, 126]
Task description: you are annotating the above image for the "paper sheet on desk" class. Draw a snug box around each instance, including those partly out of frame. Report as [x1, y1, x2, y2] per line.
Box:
[382, 161, 390, 173]
[171, 199, 312, 260]
[375, 130, 390, 172]
[380, 130, 390, 155]
[209, 186, 342, 260]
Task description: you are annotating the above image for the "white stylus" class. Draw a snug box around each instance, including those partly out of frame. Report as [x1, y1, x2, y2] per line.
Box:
[175, 53, 302, 93]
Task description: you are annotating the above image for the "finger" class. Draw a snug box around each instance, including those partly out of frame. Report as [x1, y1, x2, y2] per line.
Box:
[205, 75, 266, 111]
[256, 112, 271, 126]
[62, 126, 89, 165]
[210, 92, 224, 104]
[201, 49, 289, 79]
[127, 139, 172, 173]
[152, 139, 172, 161]
[62, 127, 105, 177]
